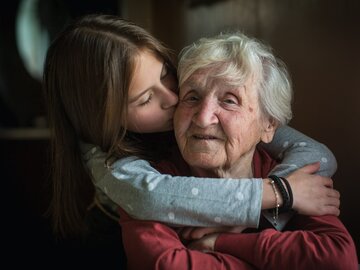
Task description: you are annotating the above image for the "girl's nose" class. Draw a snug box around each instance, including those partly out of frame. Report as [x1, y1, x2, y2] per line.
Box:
[161, 88, 179, 109]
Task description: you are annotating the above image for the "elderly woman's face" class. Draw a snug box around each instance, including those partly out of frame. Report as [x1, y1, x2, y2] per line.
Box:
[174, 68, 275, 173]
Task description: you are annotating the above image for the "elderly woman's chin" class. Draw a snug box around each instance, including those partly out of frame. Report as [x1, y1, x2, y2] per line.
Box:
[186, 151, 223, 168]
[181, 147, 228, 176]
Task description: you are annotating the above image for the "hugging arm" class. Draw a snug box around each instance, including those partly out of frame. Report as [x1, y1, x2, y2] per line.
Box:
[261, 125, 339, 229]
[85, 151, 263, 227]
[262, 125, 337, 177]
[82, 126, 337, 227]
[214, 215, 358, 270]
[119, 208, 255, 270]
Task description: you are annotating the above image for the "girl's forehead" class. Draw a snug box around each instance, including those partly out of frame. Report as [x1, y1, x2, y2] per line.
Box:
[129, 50, 164, 96]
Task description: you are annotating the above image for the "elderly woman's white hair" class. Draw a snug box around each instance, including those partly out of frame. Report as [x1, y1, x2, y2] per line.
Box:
[178, 32, 293, 126]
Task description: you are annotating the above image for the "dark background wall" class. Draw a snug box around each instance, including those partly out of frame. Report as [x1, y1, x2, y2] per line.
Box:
[1, 0, 359, 267]
[1, 0, 123, 268]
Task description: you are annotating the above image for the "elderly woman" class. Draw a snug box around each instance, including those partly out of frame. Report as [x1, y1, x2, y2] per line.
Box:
[119, 32, 358, 269]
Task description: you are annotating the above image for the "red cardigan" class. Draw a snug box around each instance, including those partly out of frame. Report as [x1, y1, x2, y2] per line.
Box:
[119, 147, 358, 270]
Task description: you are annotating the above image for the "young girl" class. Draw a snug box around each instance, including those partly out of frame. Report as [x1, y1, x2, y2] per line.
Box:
[43, 14, 339, 240]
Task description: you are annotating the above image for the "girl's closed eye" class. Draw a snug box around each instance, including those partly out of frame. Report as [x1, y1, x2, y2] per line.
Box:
[139, 93, 153, 106]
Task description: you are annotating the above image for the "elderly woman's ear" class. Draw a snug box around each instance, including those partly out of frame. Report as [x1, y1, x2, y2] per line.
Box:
[260, 118, 278, 143]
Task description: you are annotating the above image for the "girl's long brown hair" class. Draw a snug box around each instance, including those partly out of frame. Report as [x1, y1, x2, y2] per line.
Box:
[43, 14, 175, 238]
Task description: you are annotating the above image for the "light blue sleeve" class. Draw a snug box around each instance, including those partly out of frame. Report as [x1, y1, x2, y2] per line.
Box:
[81, 125, 337, 229]
[261, 125, 337, 177]
[82, 144, 262, 228]
[260, 125, 337, 231]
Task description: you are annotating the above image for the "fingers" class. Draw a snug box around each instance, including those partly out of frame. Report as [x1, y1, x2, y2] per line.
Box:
[319, 205, 340, 216]
[298, 162, 321, 174]
[180, 227, 221, 240]
[180, 226, 243, 240]
[321, 177, 334, 188]
[186, 233, 219, 251]
[326, 189, 340, 207]
[226, 225, 246, 233]
[178, 227, 192, 240]
[327, 188, 340, 199]
[330, 196, 340, 208]
[186, 238, 207, 251]
[316, 188, 340, 215]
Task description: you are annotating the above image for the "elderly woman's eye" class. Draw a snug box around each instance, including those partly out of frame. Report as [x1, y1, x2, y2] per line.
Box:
[189, 96, 199, 101]
[183, 94, 199, 103]
[223, 97, 238, 105]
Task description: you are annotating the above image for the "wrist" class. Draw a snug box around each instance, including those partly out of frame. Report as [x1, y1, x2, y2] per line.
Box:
[262, 178, 284, 209]
[269, 175, 293, 213]
[279, 176, 294, 211]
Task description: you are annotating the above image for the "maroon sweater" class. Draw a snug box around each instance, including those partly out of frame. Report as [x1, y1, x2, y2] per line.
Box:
[119, 147, 358, 270]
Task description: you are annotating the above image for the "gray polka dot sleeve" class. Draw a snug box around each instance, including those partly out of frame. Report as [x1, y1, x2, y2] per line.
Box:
[261, 125, 337, 177]
[83, 149, 262, 227]
[81, 125, 336, 227]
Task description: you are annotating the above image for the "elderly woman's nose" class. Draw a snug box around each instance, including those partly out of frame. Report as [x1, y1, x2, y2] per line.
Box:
[161, 88, 179, 109]
[192, 99, 218, 127]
